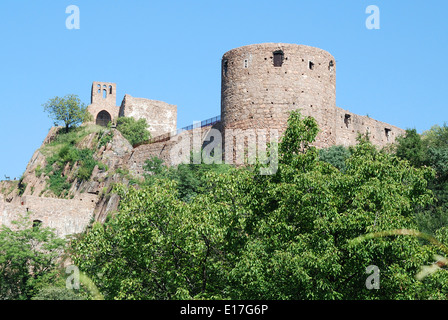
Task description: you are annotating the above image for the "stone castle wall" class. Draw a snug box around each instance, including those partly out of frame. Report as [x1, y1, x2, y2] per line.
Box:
[0, 194, 97, 238]
[127, 123, 221, 175]
[119, 94, 177, 138]
[334, 106, 404, 146]
[220, 43, 404, 151]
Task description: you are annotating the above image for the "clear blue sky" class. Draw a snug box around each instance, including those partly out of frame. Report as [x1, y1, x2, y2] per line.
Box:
[0, 0, 447, 179]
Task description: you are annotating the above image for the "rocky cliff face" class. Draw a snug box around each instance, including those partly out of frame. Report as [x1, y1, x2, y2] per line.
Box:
[0, 125, 136, 237]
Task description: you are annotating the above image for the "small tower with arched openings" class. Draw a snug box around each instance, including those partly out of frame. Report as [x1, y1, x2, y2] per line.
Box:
[86, 81, 119, 126]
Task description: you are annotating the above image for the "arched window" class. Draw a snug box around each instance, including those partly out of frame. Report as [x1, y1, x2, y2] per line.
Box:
[97, 84, 101, 94]
[103, 89, 107, 99]
[109, 85, 113, 94]
[96, 110, 112, 127]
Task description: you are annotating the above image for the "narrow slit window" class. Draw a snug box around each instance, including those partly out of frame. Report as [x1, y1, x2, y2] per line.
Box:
[273, 51, 284, 67]
[329, 60, 334, 71]
[103, 89, 107, 99]
[109, 85, 113, 94]
[244, 59, 248, 68]
[385, 128, 391, 141]
[223, 59, 228, 76]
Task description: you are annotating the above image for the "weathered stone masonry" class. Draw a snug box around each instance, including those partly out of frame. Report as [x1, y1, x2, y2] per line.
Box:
[0, 43, 406, 237]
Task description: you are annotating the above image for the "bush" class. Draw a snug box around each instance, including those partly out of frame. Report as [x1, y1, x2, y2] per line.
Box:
[39, 127, 107, 197]
[116, 117, 150, 146]
[32, 287, 84, 300]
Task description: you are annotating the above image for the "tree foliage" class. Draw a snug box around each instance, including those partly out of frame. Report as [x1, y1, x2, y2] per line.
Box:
[70, 111, 448, 300]
[143, 155, 231, 202]
[0, 214, 66, 300]
[394, 125, 448, 236]
[42, 94, 91, 133]
[116, 117, 150, 146]
[318, 145, 351, 172]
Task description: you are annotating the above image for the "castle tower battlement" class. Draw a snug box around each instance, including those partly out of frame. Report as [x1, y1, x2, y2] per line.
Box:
[87, 82, 120, 126]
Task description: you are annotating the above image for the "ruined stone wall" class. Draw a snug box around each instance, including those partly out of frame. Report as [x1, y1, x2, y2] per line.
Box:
[334, 107, 405, 146]
[0, 194, 97, 238]
[221, 43, 337, 149]
[119, 94, 177, 138]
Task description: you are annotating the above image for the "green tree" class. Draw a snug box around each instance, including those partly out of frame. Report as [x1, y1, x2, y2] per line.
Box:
[221, 112, 440, 299]
[394, 128, 427, 167]
[71, 179, 232, 299]
[42, 94, 91, 133]
[394, 124, 448, 237]
[116, 117, 150, 146]
[318, 145, 351, 171]
[0, 214, 66, 300]
[422, 123, 448, 149]
[70, 110, 448, 300]
[143, 155, 231, 202]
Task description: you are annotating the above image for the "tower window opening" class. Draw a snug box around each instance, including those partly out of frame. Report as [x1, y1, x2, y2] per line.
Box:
[223, 59, 228, 76]
[103, 89, 107, 99]
[244, 59, 248, 68]
[309, 61, 315, 70]
[273, 50, 284, 67]
[329, 60, 334, 71]
[385, 128, 391, 141]
[344, 114, 351, 128]
[109, 85, 113, 94]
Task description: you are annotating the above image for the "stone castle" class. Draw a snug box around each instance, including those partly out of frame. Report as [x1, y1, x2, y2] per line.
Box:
[0, 43, 405, 237]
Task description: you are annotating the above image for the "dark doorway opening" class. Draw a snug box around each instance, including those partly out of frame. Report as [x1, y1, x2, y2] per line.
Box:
[96, 110, 112, 127]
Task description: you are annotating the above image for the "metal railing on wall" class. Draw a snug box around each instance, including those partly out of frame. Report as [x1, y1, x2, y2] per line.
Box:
[132, 115, 221, 148]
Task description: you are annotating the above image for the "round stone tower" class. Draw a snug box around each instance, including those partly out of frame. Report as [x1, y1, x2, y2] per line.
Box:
[221, 43, 337, 148]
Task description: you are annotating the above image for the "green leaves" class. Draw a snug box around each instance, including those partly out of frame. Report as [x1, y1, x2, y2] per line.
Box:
[0, 214, 66, 300]
[42, 94, 89, 133]
[69, 111, 448, 300]
[116, 117, 150, 146]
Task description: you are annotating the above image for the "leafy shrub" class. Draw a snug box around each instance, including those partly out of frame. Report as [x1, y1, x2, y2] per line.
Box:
[39, 127, 107, 197]
[116, 117, 150, 146]
[32, 286, 84, 300]
[98, 130, 114, 148]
